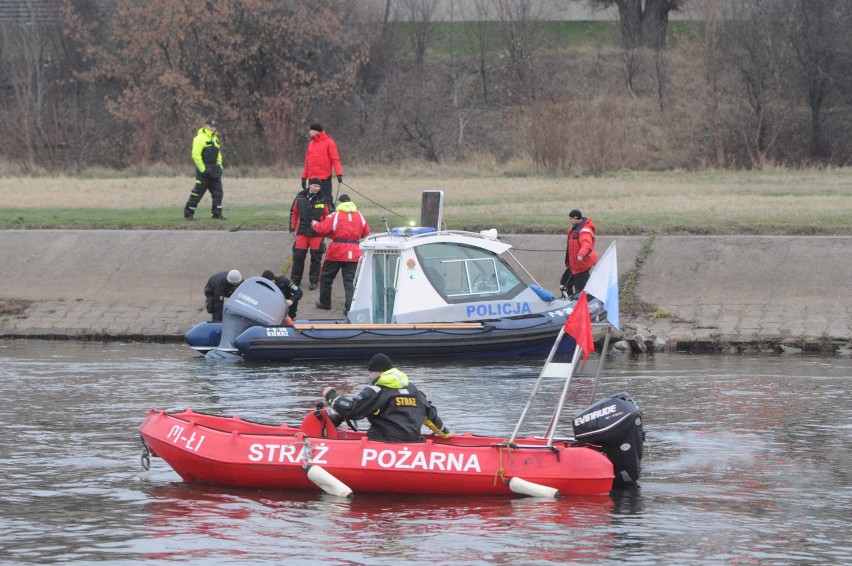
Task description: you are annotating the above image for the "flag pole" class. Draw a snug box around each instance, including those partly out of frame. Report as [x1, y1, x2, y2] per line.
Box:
[589, 326, 612, 404]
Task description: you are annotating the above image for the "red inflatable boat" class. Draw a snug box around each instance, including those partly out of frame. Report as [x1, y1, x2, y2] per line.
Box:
[139, 406, 620, 496]
[140, 317, 645, 498]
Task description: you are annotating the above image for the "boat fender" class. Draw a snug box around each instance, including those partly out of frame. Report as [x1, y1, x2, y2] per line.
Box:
[306, 464, 353, 499]
[508, 477, 561, 498]
[530, 285, 556, 302]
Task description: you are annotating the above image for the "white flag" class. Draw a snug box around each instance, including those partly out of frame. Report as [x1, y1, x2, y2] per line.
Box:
[585, 241, 619, 329]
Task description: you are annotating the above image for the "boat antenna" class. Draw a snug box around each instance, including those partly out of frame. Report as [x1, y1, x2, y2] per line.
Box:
[382, 216, 390, 232]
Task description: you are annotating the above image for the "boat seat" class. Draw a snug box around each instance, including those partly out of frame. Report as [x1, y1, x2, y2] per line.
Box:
[299, 409, 341, 439]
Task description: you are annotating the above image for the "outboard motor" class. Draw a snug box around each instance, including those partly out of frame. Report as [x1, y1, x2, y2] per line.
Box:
[205, 277, 288, 360]
[573, 392, 644, 486]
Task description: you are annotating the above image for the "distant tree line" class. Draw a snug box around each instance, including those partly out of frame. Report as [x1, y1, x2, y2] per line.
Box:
[0, 0, 850, 174]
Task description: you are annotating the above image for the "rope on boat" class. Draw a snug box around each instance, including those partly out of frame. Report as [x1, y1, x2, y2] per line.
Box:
[139, 435, 151, 470]
[295, 326, 496, 340]
[492, 444, 510, 487]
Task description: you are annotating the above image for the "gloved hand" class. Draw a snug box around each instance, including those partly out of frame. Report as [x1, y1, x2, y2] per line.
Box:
[322, 386, 338, 403]
[437, 426, 453, 439]
[301, 178, 307, 189]
[337, 175, 343, 183]
[288, 228, 295, 234]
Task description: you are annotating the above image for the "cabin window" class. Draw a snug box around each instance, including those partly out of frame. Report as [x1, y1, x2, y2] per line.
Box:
[415, 243, 523, 302]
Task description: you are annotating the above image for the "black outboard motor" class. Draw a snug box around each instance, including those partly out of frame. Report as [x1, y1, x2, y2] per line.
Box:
[205, 277, 289, 360]
[573, 392, 644, 486]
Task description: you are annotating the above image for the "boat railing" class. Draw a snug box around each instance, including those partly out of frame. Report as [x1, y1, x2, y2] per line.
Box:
[363, 228, 502, 244]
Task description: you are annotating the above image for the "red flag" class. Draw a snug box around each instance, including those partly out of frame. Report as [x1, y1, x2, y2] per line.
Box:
[564, 291, 594, 362]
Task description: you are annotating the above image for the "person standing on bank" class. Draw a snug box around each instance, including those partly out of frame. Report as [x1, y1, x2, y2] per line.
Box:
[311, 194, 370, 315]
[204, 269, 242, 322]
[184, 118, 226, 220]
[322, 353, 452, 443]
[288, 178, 331, 290]
[560, 209, 599, 296]
[261, 269, 303, 320]
[300, 123, 342, 205]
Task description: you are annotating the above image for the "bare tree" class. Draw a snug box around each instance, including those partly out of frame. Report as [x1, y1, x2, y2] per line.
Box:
[721, 0, 794, 167]
[654, 48, 669, 110]
[581, 0, 684, 50]
[0, 1, 62, 170]
[468, 0, 494, 100]
[494, 0, 547, 103]
[400, 0, 440, 67]
[781, 0, 852, 159]
[678, 0, 730, 167]
[621, 44, 644, 97]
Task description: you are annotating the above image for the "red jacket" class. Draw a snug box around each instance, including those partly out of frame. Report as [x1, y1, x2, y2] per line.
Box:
[301, 131, 342, 180]
[566, 217, 599, 274]
[312, 201, 370, 262]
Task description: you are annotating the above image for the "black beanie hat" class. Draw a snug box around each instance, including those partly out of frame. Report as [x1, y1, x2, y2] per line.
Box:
[310, 123, 323, 132]
[261, 270, 275, 280]
[569, 209, 583, 219]
[308, 178, 321, 186]
[367, 353, 393, 372]
[337, 194, 350, 203]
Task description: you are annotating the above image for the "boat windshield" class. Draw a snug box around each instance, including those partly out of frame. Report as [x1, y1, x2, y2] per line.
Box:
[415, 242, 523, 301]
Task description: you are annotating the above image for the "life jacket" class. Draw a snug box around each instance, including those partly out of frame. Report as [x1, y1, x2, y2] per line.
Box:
[566, 217, 599, 274]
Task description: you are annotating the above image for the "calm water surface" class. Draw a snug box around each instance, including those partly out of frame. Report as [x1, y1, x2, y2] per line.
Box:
[0, 340, 850, 565]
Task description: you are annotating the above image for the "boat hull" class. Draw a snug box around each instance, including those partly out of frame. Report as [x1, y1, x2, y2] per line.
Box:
[139, 409, 615, 496]
[186, 312, 586, 361]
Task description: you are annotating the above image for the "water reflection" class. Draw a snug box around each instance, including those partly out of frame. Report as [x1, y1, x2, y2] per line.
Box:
[141, 483, 616, 564]
[1, 340, 850, 564]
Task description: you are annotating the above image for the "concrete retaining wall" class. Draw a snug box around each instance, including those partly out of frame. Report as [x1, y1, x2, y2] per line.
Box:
[1, 230, 850, 350]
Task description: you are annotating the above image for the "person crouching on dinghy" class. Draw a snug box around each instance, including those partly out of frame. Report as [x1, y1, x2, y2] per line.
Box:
[322, 354, 452, 443]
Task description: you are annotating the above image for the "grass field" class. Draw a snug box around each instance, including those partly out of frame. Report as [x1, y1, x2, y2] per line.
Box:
[1, 167, 850, 235]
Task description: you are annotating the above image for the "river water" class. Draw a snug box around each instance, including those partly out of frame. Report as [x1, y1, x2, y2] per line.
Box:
[0, 340, 850, 565]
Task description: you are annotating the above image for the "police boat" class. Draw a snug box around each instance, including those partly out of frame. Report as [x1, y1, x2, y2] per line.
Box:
[186, 193, 606, 361]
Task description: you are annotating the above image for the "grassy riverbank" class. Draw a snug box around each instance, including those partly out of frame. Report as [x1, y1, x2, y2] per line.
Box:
[1, 167, 850, 234]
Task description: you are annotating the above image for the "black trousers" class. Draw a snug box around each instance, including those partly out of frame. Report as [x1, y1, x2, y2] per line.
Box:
[290, 246, 324, 286]
[560, 268, 590, 296]
[185, 171, 223, 217]
[319, 177, 333, 203]
[206, 296, 225, 322]
[318, 260, 357, 312]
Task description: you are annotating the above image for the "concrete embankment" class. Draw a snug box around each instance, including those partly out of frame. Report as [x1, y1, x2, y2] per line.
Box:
[1, 230, 850, 352]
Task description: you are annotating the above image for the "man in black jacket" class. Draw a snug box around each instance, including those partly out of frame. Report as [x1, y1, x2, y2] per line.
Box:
[288, 178, 331, 290]
[203, 269, 242, 322]
[261, 270, 303, 319]
[322, 354, 452, 443]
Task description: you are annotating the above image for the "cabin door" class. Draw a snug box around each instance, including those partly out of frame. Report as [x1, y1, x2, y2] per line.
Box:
[371, 252, 399, 323]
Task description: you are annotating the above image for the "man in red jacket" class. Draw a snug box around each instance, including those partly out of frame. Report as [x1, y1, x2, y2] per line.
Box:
[301, 123, 343, 204]
[311, 194, 370, 315]
[560, 209, 599, 296]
